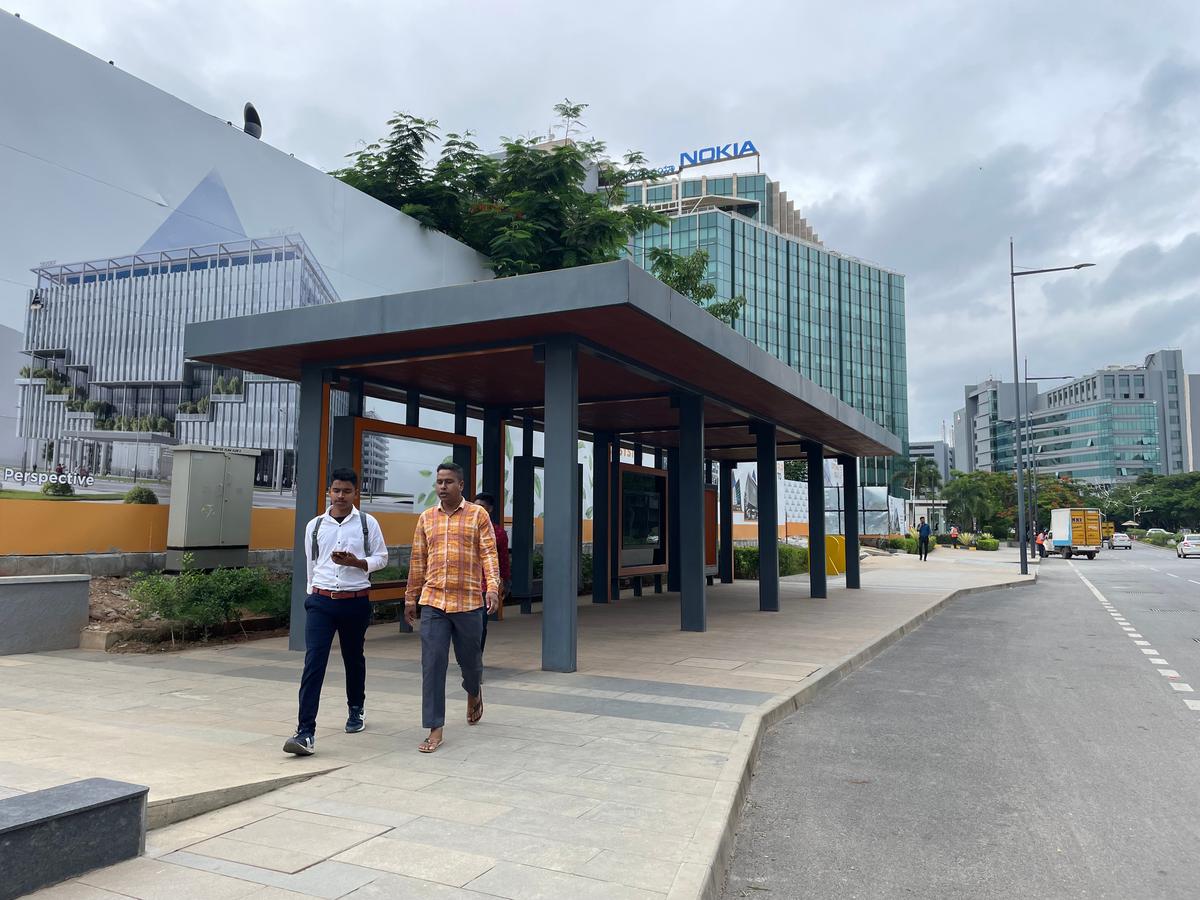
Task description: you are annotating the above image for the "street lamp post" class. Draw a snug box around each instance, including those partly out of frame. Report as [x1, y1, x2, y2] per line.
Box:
[1010, 240, 1094, 575]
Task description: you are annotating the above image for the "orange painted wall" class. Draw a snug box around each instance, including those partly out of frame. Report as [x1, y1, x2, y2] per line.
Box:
[0, 499, 169, 555]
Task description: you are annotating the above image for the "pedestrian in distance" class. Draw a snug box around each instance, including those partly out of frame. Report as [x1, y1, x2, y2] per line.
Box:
[473, 491, 511, 658]
[1036, 530, 1047, 558]
[405, 462, 500, 754]
[283, 467, 388, 757]
[918, 516, 931, 561]
[950, 524, 960, 548]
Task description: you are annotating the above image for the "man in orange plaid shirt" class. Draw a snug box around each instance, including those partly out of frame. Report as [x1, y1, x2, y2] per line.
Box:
[405, 461, 500, 753]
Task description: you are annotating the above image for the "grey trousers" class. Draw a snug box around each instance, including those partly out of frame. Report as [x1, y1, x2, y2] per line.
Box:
[420, 604, 483, 729]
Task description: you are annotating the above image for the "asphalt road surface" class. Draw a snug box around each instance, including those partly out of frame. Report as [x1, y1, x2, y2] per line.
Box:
[723, 541, 1200, 899]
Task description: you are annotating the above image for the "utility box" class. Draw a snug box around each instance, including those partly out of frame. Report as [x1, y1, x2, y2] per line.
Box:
[166, 446, 259, 571]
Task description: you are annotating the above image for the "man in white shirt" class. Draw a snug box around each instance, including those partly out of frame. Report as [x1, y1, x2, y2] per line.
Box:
[284, 467, 388, 756]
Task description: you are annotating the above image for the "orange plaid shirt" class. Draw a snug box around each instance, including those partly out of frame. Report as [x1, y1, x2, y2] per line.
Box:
[405, 498, 500, 612]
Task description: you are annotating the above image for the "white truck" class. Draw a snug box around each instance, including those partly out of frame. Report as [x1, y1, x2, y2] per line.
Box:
[1047, 507, 1103, 560]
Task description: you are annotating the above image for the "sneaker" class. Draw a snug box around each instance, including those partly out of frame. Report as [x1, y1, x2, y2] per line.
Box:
[345, 706, 365, 734]
[283, 732, 315, 756]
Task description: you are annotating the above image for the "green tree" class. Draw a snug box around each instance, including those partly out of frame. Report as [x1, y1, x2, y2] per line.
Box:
[332, 101, 667, 279]
[891, 456, 943, 498]
[646, 247, 746, 326]
[783, 459, 808, 482]
[943, 470, 1004, 532]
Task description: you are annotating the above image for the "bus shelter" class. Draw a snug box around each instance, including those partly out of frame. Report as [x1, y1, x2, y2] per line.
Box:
[184, 260, 900, 672]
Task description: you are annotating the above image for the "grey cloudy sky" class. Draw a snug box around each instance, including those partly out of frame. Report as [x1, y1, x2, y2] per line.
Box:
[19, 0, 1200, 441]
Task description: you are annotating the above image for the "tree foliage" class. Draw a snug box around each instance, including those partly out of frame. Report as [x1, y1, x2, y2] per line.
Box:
[331, 102, 668, 279]
[647, 247, 746, 325]
[1104, 473, 1200, 530]
[891, 456, 943, 498]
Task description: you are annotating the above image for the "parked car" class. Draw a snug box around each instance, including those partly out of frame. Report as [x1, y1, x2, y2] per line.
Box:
[1147, 528, 1169, 536]
[1178, 535, 1200, 559]
[1110, 533, 1132, 550]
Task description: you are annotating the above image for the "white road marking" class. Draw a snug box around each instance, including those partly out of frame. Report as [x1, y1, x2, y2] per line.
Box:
[1167, 573, 1180, 579]
[1151, 658, 1169, 665]
[1185, 699, 1200, 711]
[1128, 633, 1143, 638]
[1142, 649, 1160, 655]
[1189, 580, 1200, 586]
[1134, 640, 1151, 646]
[1149, 567, 1160, 572]
[1121, 627, 1136, 631]
[1160, 670, 1181, 678]
[1170, 683, 1194, 692]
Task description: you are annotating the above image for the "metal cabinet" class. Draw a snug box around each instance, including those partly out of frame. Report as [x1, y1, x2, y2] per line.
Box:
[165, 445, 259, 570]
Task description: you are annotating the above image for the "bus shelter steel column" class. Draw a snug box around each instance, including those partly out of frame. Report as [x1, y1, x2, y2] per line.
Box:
[666, 447, 681, 593]
[482, 408, 504, 498]
[804, 440, 827, 599]
[839, 454, 861, 589]
[718, 460, 735, 583]
[288, 365, 326, 651]
[678, 392, 706, 632]
[453, 400, 473, 497]
[542, 337, 580, 672]
[592, 431, 613, 604]
[654, 448, 665, 593]
[754, 422, 779, 611]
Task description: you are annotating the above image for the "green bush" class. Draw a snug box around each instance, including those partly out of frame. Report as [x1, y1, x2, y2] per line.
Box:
[41, 480, 74, 497]
[934, 533, 954, 545]
[131, 558, 285, 642]
[1145, 533, 1172, 547]
[733, 544, 808, 579]
[370, 565, 408, 583]
[123, 486, 159, 504]
[976, 537, 1000, 551]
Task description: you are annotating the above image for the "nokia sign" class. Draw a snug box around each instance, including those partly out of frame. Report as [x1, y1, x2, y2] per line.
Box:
[679, 140, 759, 170]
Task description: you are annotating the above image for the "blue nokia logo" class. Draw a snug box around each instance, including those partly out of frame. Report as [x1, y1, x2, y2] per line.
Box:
[679, 140, 759, 170]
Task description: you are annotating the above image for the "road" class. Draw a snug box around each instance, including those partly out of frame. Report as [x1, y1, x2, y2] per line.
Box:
[723, 542, 1200, 899]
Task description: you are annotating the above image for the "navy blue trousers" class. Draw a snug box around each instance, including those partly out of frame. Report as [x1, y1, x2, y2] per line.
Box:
[297, 593, 371, 736]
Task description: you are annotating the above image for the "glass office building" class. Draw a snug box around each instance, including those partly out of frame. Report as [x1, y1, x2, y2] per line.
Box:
[622, 171, 908, 485]
[993, 401, 1160, 483]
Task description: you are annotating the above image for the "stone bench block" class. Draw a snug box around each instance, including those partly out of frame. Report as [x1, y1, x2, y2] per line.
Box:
[0, 777, 148, 900]
[0, 574, 90, 655]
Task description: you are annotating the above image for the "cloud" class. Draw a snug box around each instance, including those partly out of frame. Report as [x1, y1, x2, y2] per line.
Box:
[16, 0, 1200, 444]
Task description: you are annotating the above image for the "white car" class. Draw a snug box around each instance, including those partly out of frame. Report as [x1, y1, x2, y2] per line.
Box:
[1110, 533, 1132, 550]
[1178, 535, 1200, 559]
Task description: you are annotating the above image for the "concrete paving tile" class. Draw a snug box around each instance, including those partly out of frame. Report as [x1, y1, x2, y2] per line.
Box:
[24, 883, 131, 899]
[385, 815, 602, 872]
[503, 770, 711, 815]
[166, 852, 382, 897]
[78, 857, 262, 899]
[579, 801, 700, 837]
[312, 781, 511, 826]
[274, 808, 395, 835]
[646, 729, 739, 753]
[188, 835, 327, 874]
[334, 836, 496, 886]
[329, 764, 448, 792]
[577, 849, 683, 893]
[465, 861, 665, 899]
[143, 822, 213, 858]
[224, 814, 375, 857]
[415, 774, 600, 818]
[237, 888, 317, 900]
[578, 763, 719, 798]
[293, 798, 421, 829]
[486, 808, 691, 860]
[672, 658, 746, 670]
[338, 871, 494, 899]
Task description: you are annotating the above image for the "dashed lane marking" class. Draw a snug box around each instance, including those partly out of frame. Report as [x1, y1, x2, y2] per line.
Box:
[1160, 670, 1181, 678]
[1134, 640, 1151, 646]
[1150, 658, 1169, 665]
[1186, 700, 1200, 711]
[1167, 573, 1180, 579]
[1170, 683, 1195, 692]
[1189, 580, 1200, 586]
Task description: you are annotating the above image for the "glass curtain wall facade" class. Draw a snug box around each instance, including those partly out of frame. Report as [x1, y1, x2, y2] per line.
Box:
[624, 173, 908, 485]
[995, 401, 1160, 483]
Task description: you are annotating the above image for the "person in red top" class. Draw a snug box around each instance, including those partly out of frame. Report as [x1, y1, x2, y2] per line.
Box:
[474, 492, 510, 654]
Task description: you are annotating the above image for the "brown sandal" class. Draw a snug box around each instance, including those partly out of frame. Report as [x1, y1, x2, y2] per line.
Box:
[467, 692, 483, 725]
[418, 735, 443, 753]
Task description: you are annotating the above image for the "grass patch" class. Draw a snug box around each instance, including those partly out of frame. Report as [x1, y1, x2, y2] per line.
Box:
[0, 489, 127, 502]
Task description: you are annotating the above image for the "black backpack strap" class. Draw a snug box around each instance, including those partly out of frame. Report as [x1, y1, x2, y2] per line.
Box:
[311, 516, 322, 562]
[361, 511, 371, 556]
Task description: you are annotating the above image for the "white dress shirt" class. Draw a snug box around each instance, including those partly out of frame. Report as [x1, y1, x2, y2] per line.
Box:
[304, 506, 389, 594]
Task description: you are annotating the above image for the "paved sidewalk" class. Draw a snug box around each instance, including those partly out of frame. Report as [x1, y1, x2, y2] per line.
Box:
[5, 549, 1032, 899]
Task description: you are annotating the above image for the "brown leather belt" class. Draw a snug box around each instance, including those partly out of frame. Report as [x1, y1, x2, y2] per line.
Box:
[312, 588, 371, 600]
